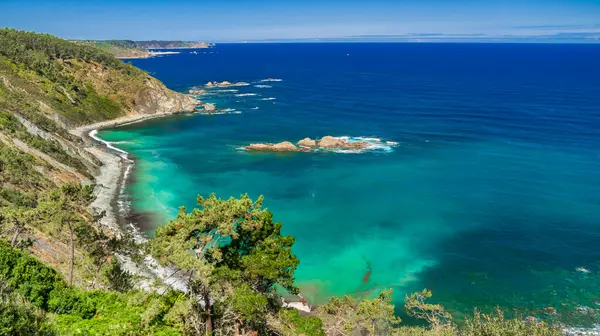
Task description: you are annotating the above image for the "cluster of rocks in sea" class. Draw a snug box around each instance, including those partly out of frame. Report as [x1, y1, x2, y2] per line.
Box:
[245, 136, 370, 152]
[204, 81, 249, 88]
[188, 88, 206, 95]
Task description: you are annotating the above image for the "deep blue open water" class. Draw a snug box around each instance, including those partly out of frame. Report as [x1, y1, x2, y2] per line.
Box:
[100, 43, 600, 325]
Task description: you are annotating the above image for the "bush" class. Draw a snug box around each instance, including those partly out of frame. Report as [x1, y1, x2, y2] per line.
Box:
[0, 299, 55, 336]
[0, 241, 64, 309]
[48, 287, 96, 319]
[278, 309, 325, 336]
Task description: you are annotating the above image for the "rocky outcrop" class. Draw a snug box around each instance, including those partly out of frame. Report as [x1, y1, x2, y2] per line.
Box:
[297, 137, 318, 148]
[189, 88, 206, 95]
[245, 141, 308, 152]
[133, 76, 197, 115]
[202, 103, 216, 113]
[246, 136, 371, 153]
[205, 81, 250, 88]
[319, 136, 369, 149]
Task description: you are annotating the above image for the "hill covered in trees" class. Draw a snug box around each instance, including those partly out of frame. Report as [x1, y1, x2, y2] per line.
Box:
[77, 40, 214, 59]
[0, 29, 563, 335]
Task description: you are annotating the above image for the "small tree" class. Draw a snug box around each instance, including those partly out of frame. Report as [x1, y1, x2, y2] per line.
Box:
[404, 289, 452, 327]
[102, 258, 133, 293]
[0, 206, 35, 249]
[149, 194, 300, 335]
[38, 184, 93, 285]
[317, 289, 401, 335]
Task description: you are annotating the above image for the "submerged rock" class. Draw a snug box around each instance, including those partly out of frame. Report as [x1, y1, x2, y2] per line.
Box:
[246, 141, 307, 152]
[318, 136, 369, 149]
[297, 137, 318, 148]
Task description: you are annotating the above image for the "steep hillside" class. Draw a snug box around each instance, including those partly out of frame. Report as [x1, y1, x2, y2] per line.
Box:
[0, 28, 197, 286]
[0, 29, 196, 127]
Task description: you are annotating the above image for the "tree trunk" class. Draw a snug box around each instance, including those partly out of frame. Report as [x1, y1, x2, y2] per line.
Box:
[203, 288, 213, 335]
[10, 226, 23, 247]
[68, 224, 74, 285]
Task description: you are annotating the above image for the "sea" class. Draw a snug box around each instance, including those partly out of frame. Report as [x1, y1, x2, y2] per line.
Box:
[98, 43, 600, 326]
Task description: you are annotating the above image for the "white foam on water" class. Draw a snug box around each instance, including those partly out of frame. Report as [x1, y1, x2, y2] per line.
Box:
[89, 130, 130, 157]
[262, 97, 277, 101]
[216, 89, 238, 93]
[329, 136, 399, 154]
[235, 93, 258, 97]
[251, 107, 260, 110]
[254, 84, 272, 88]
[260, 78, 283, 82]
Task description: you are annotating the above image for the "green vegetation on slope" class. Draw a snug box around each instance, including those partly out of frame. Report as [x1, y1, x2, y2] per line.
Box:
[0, 29, 152, 126]
[0, 241, 186, 335]
[0, 194, 562, 336]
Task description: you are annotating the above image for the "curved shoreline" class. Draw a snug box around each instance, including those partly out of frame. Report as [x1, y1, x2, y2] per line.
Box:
[70, 112, 193, 293]
[69, 111, 312, 312]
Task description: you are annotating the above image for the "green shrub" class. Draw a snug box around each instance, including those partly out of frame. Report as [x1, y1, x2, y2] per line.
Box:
[0, 299, 56, 336]
[278, 309, 325, 336]
[0, 241, 64, 309]
[48, 287, 96, 319]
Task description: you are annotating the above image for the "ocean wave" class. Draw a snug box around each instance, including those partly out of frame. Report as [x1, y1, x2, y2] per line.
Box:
[216, 89, 239, 93]
[235, 93, 258, 97]
[261, 97, 276, 101]
[254, 84, 272, 88]
[89, 130, 130, 157]
[328, 136, 399, 154]
[203, 109, 242, 115]
[251, 107, 260, 110]
[260, 78, 283, 82]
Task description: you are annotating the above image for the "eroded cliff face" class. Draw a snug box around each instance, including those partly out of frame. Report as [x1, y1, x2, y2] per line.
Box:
[134, 76, 196, 115]
[63, 59, 196, 119]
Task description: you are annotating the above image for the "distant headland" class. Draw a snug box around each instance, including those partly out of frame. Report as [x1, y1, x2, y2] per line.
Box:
[74, 39, 215, 59]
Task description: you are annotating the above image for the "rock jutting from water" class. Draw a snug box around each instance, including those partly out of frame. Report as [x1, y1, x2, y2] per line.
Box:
[202, 103, 216, 113]
[318, 136, 369, 149]
[205, 81, 250, 88]
[188, 88, 206, 95]
[297, 137, 318, 148]
[245, 141, 309, 152]
[246, 136, 372, 152]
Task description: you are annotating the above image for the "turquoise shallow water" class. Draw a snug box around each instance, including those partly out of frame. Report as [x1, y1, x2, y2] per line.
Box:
[99, 43, 600, 325]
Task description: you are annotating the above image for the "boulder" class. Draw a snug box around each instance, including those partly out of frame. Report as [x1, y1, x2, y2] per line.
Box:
[205, 81, 215, 87]
[246, 141, 307, 152]
[318, 136, 345, 148]
[189, 89, 206, 95]
[318, 136, 369, 149]
[202, 103, 216, 112]
[297, 137, 317, 148]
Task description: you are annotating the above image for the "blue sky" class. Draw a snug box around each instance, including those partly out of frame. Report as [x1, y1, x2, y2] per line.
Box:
[1, 0, 600, 41]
